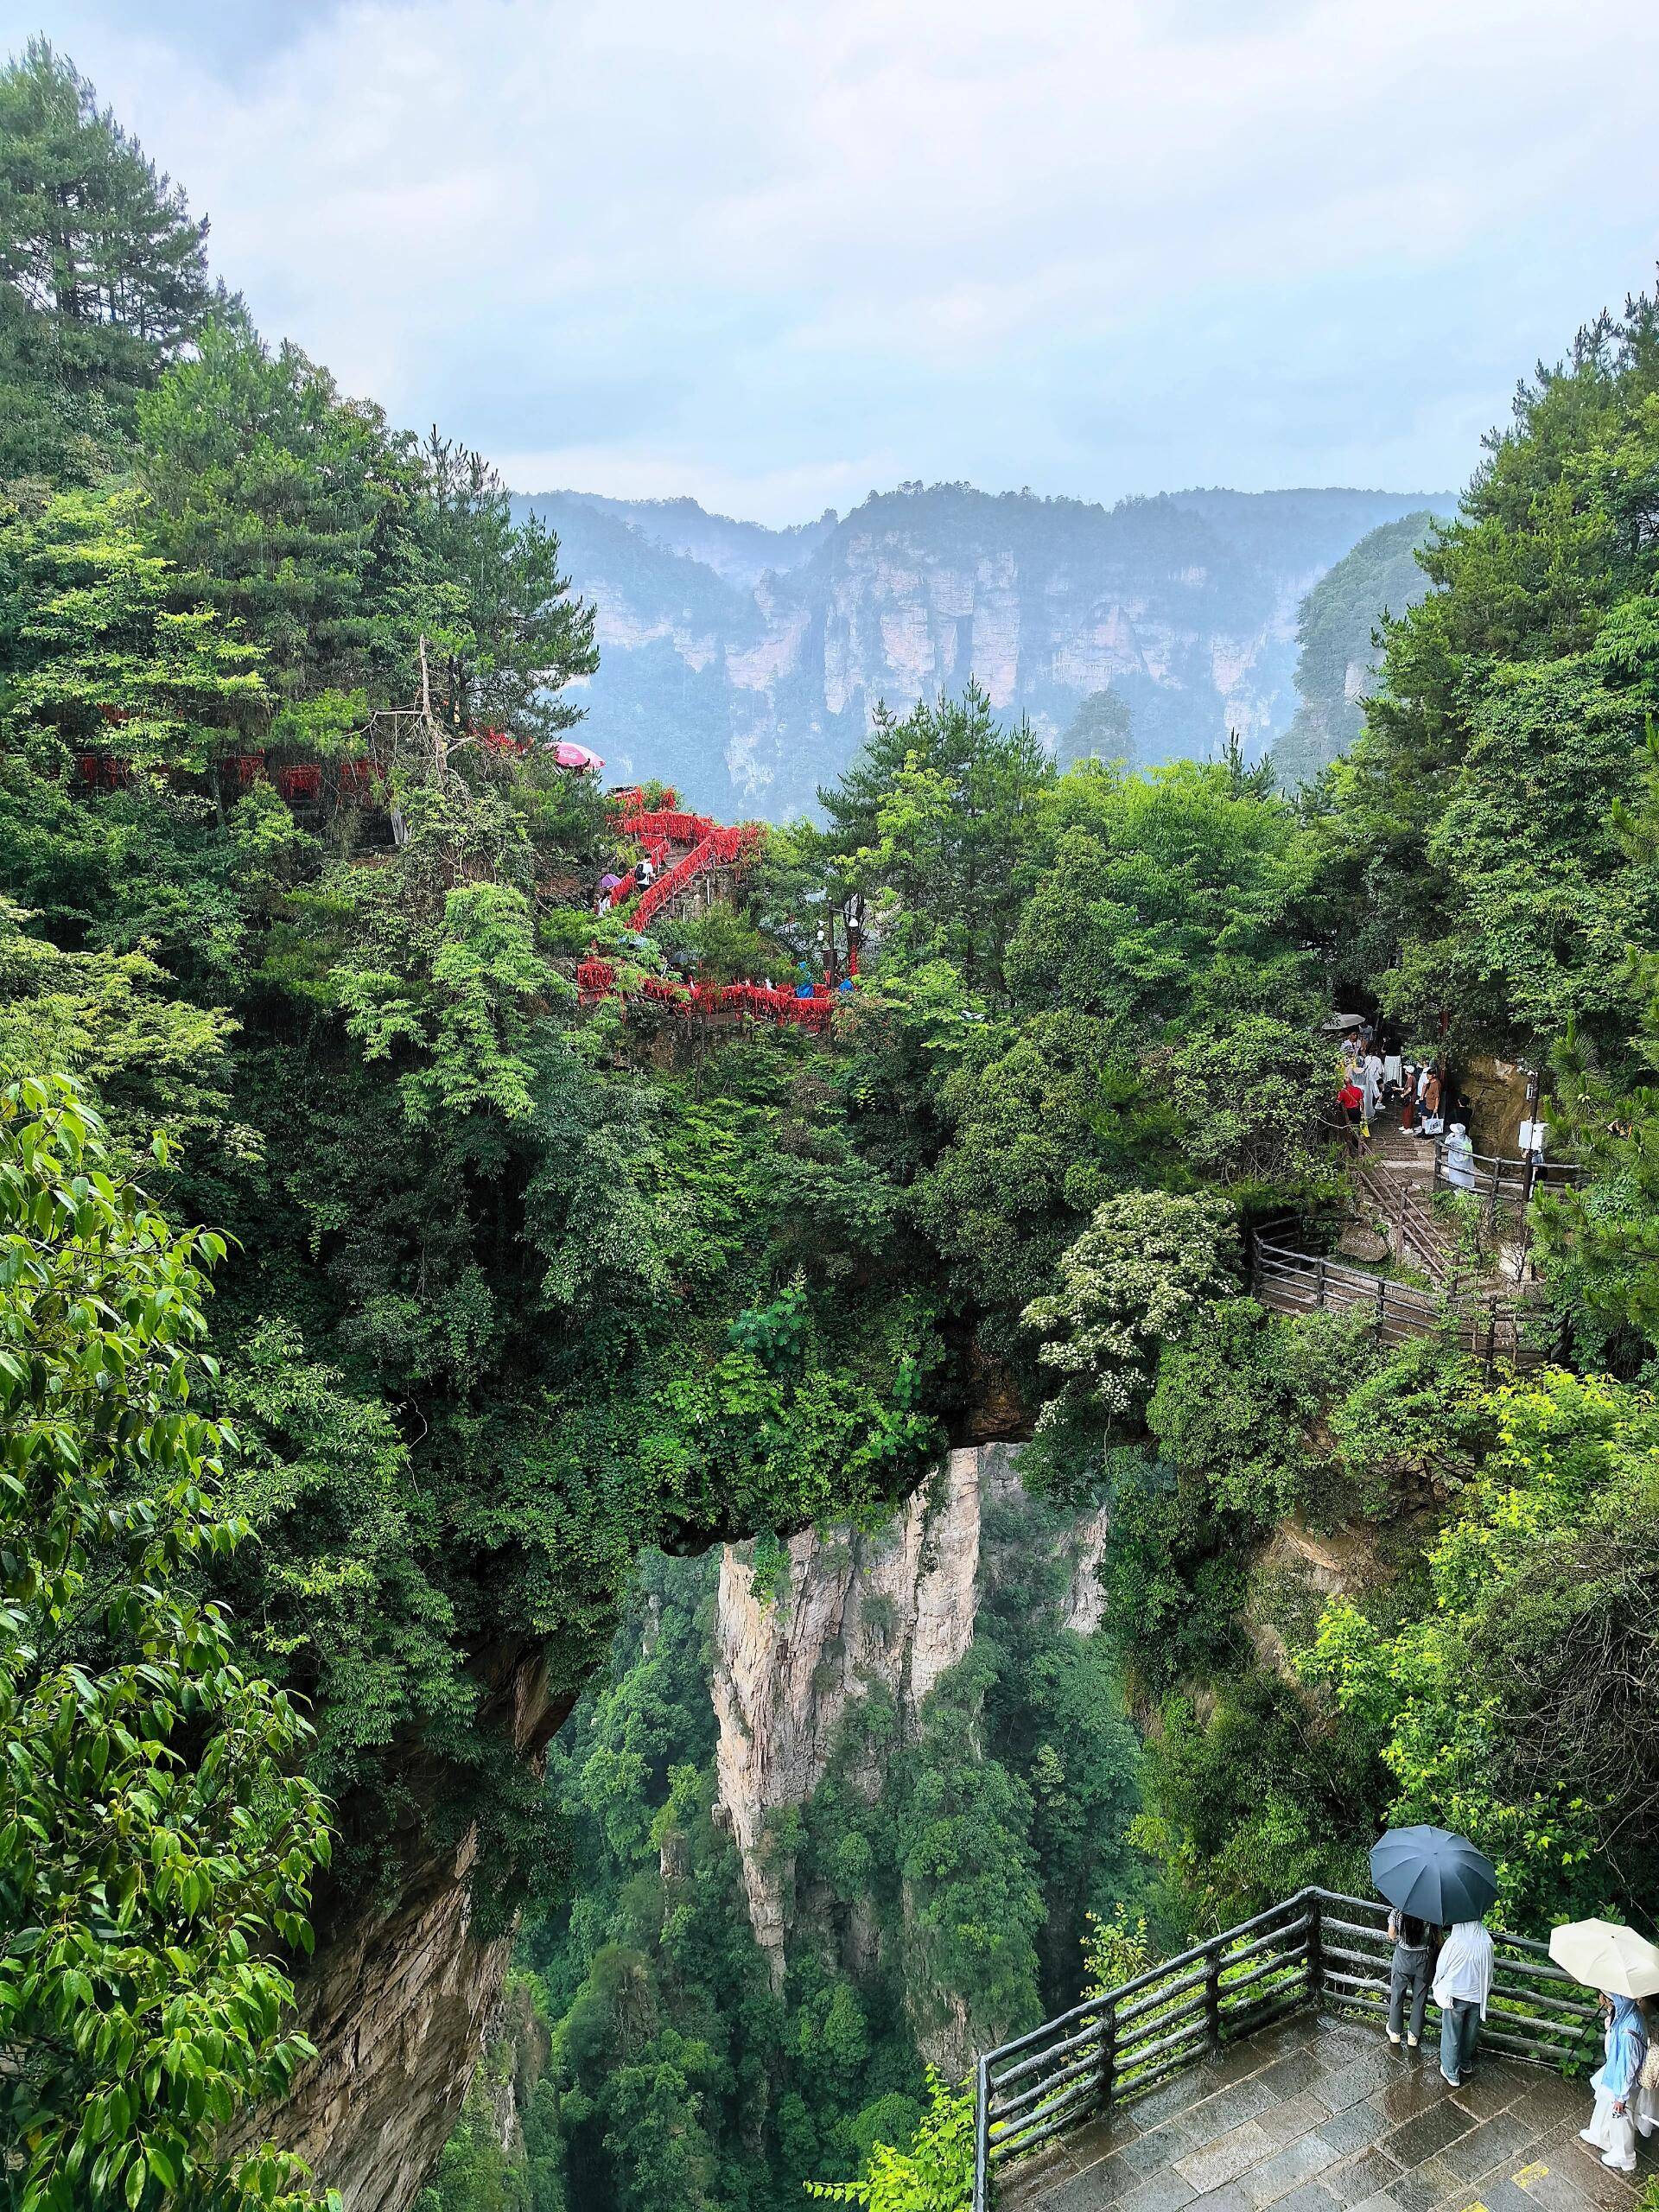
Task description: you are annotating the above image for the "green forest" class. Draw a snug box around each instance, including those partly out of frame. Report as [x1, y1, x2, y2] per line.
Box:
[3, 36, 1659, 2212]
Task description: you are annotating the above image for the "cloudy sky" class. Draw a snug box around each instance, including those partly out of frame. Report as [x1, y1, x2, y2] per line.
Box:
[22, 0, 1659, 524]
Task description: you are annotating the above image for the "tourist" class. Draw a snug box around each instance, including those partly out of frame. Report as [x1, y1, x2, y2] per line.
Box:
[637, 854, 657, 888]
[1419, 1066, 1444, 1140]
[1385, 1910, 1436, 2050]
[1445, 1123, 1477, 1193]
[1637, 2001, 1659, 2141]
[1432, 1917, 1493, 2088]
[1580, 1993, 1648, 2173]
[1359, 1048, 1383, 1138]
[1338, 1074, 1363, 1147]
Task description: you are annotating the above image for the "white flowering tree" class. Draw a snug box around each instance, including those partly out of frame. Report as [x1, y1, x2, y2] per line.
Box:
[1022, 1191, 1236, 1424]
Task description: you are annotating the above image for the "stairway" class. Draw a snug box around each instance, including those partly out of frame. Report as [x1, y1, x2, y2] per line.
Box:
[1352, 1122, 1456, 1287]
[606, 804, 760, 930]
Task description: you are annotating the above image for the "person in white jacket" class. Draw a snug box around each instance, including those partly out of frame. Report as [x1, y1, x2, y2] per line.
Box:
[1433, 1919, 1493, 2087]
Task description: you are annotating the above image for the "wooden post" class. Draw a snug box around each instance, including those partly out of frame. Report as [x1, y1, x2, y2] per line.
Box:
[1306, 1891, 1324, 2008]
[1315, 1256, 1327, 1312]
[973, 2054, 990, 2212]
[1205, 1937, 1223, 2052]
[1100, 2000, 1116, 2118]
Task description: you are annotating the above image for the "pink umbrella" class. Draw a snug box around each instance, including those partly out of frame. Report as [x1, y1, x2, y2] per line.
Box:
[552, 740, 604, 772]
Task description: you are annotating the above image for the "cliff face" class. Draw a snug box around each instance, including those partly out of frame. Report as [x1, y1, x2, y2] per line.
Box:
[518, 483, 1452, 817]
[275, 1449, 1109, 2204]
[1269, 506, 1447, 791]
[710, 1442, 1108, 2064]
[248, 1642, 569, 2212]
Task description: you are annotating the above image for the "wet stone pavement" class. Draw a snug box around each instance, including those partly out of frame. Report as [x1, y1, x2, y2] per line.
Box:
[999, 2013, 1653, 2211]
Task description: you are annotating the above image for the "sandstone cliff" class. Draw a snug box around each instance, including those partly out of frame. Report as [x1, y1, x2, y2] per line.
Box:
[709, 1441, 1108, 2054]
[273, 1447, 1109, 2205]
[245, 1641, 568, 2212]
[518, 483, 1452, 817]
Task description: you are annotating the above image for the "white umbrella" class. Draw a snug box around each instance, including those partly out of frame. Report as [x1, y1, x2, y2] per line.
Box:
[1548, 1919, 1659, 1999]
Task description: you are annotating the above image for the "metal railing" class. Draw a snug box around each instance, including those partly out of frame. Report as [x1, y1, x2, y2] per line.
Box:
[1250, 1221, 1566, 1370]
[1430, 1145, 1580, 1217]
[971, 1886, 1600, 2211]
[1430, 1147, 1584, 1280]
[1353, 1154, 1453, 1287]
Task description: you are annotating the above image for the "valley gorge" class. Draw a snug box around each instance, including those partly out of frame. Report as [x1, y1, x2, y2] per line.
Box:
[430, 1446, 1142, 2211]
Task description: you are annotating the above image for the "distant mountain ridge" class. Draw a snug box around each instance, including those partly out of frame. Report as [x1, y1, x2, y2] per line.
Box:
[513, 481, 1455, 817]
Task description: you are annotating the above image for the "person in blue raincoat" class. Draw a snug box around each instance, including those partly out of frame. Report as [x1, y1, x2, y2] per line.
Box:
[1580, 1993, 1649, 2172]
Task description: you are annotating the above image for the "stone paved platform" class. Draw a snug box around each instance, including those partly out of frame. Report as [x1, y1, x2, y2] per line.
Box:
[999, 2012, 1653, 2211]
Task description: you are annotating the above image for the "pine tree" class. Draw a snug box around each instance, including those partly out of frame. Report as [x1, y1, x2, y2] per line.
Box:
[0, 39, 219, 483]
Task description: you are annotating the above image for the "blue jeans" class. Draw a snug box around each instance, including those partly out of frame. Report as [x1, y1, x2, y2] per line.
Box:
[1440, 1999, 1480, 2082]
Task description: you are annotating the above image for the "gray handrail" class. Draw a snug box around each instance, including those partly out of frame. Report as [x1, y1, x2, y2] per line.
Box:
[1248, 1221, 1566, 1369]
[969, 1885, 1600, 2212]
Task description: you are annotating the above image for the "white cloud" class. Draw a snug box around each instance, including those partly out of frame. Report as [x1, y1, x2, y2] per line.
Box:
[26, 0, 1659, 519]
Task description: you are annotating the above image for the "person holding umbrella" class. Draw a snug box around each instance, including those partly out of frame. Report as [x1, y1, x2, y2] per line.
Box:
[1370, 1825, 1497, 2084]
[1549, 1920, 1659, 2174]
[1383, 1907, 1436, 2049]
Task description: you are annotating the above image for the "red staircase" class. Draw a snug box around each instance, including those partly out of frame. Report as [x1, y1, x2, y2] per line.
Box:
[604, 795, 761, 927]
[583, 791, 836, 1033]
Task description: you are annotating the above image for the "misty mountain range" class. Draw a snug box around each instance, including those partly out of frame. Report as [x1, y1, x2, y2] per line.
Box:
[513, 482, 1453, 818]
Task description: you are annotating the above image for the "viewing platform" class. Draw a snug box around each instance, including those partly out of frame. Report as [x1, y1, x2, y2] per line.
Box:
[975, 1889, 1645, 2212]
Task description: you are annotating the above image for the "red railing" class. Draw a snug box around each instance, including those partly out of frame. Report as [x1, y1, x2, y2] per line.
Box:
[575, 960, 836, 1035]
[607, 786, 677, 815]
[627, 823, 760, 928]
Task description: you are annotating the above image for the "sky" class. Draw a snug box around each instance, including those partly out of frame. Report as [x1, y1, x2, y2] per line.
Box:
[19, 0, 1659, 526]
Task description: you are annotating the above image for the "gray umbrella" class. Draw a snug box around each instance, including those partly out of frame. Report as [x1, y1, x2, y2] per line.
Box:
[1370, 1826, 1497, 1926]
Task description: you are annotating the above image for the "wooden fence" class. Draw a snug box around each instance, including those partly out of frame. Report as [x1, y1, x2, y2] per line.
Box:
[1250, 1220, 1565, 1370]
[972, 1886, 1600, 2211]
[1430, 1147, 1582, 1269]
[1431, 1146, 1579, 1212]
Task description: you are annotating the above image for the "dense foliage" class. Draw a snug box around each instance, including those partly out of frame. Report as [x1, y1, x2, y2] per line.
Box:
[8, 41, 1659, 2212]
[0, 1079, 330, 2212]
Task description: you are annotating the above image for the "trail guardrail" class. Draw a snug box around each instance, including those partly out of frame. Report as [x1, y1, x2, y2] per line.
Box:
[972, 1885, 1599, 2210]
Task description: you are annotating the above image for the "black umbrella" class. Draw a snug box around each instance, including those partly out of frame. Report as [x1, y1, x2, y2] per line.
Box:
[1370, 1826, 1497, 1926]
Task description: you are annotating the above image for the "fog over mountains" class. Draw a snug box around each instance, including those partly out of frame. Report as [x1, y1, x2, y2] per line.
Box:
[514, 482, 1452, 817]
